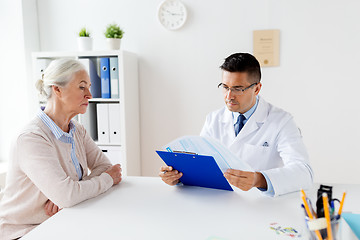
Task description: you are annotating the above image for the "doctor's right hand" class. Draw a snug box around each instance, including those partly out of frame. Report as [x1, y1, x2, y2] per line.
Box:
[159, 166, 182, 186]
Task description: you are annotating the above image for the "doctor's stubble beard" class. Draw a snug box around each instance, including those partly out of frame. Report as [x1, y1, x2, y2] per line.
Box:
[225, 99, 240, 112]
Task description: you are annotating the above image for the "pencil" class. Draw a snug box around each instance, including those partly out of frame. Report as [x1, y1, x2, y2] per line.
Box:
[301, 189, 323, 240]
[338, 192, 346, 216]
[322, 193, 333, 240]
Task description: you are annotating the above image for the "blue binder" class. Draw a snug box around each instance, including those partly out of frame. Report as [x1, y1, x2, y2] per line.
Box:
[89, 58, 101, 98]
[100, 58, 111, 98]
[156, 151, 233, 191]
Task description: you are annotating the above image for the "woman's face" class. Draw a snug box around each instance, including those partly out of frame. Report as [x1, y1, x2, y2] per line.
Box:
[58, 70, 92, 115]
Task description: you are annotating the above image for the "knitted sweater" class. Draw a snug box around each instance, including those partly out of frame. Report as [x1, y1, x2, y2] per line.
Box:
[0, 116, 114, 239]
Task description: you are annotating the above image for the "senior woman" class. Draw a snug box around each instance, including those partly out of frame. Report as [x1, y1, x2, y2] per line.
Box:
[0, 59, 122, 239]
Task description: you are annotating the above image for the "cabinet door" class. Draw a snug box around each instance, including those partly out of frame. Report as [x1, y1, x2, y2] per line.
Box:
[98, 146, 126, 176]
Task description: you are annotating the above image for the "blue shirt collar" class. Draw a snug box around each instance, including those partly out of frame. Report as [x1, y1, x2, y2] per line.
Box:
[232, 96, 259, 124]
[37, 110, 76, 140]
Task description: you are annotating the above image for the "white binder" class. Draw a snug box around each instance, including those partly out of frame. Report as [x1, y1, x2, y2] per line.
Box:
[96, 103, 110, 143]
[110, 57, 119, 98]
[109, 103, 121, 144]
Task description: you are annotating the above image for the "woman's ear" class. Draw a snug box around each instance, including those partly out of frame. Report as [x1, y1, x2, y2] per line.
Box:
[52, 85, 62, 98]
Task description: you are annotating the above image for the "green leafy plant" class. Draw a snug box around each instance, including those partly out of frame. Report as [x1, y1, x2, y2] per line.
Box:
[79, 27, 90, 37]
[104, 23, 124, 39]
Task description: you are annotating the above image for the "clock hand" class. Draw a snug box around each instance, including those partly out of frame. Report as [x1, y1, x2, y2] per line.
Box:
[165, 10, 174, 15]
[165, 10, 183, 16]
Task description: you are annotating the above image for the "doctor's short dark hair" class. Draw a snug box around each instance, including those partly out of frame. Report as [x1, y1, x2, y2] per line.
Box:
[220, 53, 261, 84]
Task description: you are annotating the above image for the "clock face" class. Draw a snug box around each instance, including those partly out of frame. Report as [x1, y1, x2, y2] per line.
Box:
[158, 0, 187, 30]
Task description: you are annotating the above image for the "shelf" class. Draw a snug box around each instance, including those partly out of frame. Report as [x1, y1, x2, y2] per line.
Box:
[32, 50, 141, 176]
[89, 98, 120, 103]
[33, 50, 124, 59]
[96, 143, 122, 147]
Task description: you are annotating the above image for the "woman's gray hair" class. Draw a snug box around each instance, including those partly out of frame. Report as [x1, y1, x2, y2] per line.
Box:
[35, 58, 86, 100]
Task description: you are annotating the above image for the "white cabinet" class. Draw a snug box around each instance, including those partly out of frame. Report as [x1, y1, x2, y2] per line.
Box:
[32, 51, 141, 176]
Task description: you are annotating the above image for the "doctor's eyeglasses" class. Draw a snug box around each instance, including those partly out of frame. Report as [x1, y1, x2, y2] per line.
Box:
[218, 82, 258, 96]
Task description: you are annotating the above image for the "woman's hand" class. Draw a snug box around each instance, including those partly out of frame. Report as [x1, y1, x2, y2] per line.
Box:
[159, 166, 182, 186]
[44, 199, 62, 217]
[105, 164, 122, 185]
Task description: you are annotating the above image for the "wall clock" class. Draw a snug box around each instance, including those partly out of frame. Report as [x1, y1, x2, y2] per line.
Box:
[158, 0, 187, 30]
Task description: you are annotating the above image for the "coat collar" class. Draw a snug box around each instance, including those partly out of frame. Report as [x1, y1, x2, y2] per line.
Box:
[221, 95, 269, 141]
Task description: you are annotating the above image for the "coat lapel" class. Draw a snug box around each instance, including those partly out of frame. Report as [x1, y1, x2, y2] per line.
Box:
[232, 96, 269, 144]
[219, 108, 237, 146]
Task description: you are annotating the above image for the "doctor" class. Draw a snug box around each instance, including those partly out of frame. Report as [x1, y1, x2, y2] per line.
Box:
[160, 52, 313, 196]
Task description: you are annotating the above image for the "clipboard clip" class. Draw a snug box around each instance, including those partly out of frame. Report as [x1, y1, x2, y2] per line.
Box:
[173, 150, 198, 155]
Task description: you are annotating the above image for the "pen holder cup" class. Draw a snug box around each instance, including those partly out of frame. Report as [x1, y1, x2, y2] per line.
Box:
[305, 216, 341, 240]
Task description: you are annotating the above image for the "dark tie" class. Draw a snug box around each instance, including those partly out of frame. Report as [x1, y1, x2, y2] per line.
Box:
[234, 114, 246, 136]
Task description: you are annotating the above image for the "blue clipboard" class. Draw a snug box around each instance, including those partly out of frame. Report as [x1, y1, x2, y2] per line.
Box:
[156, 151, 233, 191]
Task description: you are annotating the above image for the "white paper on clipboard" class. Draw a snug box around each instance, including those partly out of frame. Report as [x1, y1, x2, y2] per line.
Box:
[163, 135, 252, 173]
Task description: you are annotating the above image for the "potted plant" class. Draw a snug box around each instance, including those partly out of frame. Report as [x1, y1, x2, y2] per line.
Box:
[77, 27, 92, 51]
[104, 23, 124, 50]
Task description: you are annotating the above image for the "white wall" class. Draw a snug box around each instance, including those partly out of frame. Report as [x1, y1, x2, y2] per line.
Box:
[0, 0, 39, 165]
[0, 0, 25, 164]
[14, 0, 360, 184]
[263, 0, 360, 185]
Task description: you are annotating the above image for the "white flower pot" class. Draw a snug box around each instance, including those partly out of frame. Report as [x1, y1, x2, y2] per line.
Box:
[77, 37, 93, 51]
[106, 38, 121, 50]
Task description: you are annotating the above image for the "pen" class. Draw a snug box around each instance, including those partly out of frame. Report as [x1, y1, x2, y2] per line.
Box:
[338, 192, 346, 216]
[330, 200, 335, 216]
[322, 193, 333, 240]
[301, 204, 308, 217]
[301, 189, 323, 240]
[307, 198, 317, 218]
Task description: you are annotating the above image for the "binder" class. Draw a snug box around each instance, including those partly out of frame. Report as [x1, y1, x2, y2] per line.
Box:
[156, 151, 233, 191]
[100, 58, 111, 98]
[88, 58, 101, 98]
[96, 103, 110, 143]
[109, 57, 119, 99]
[78, 58, 101, 98]
[78, 102, 98, 141]
[108, 103, 121, 144]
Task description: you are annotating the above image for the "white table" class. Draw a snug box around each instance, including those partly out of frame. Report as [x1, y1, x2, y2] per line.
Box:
[22, 177, 360, 240]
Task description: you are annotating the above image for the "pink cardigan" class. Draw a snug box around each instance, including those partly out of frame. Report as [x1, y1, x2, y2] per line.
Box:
[0, 116, 114, 239]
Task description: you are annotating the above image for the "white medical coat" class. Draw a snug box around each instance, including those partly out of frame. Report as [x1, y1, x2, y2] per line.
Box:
[200, 96, 313, 196]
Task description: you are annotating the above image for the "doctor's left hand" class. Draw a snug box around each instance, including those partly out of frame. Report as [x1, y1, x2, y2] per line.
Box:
[44, 199, 62, 217]
[224, 169, 267, 191]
